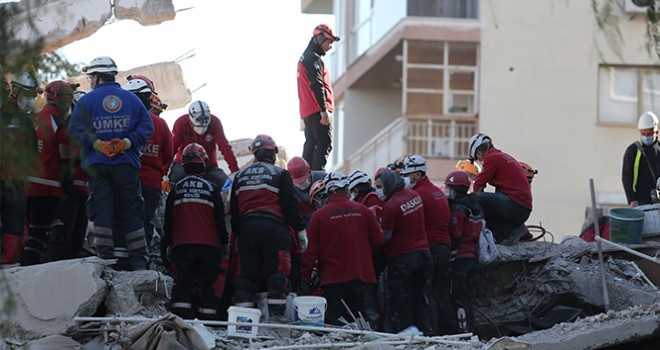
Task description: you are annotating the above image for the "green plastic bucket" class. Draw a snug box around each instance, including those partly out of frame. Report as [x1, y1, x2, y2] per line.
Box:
[609, 208, 645, 244]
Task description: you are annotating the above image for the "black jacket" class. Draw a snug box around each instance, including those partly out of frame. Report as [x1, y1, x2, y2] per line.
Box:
[622, 140, 660, 205]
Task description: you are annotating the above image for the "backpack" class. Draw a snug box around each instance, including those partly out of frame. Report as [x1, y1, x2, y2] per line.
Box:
[479, 221, 500, 264]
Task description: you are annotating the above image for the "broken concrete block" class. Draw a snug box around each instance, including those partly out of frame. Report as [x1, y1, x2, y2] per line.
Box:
[23, 334, 82, 349]
[104, 269, 172, 317]
[0, 257, 108, 339]
[115, 0, 176, 26]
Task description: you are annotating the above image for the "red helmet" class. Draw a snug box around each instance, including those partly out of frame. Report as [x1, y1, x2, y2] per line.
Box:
[43, 81, 74, 103]
[126, 74, 155, 93]
[313, 24, 340, 42]
[182, 143, 209, 165]
[249, 134, 278, 154]
[287, 157, 310, 184]
[444, 170, 471, 187]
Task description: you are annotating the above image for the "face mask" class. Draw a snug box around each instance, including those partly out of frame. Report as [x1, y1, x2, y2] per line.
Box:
[403, 177, 414, 189]
[444, 188, 455, 200]
[193, 126, 208, 135]
[17, 95, 35, 113]
[375, 188, 386, 201]
[296, 179, 311, 190]
[641, 135, 655, 146]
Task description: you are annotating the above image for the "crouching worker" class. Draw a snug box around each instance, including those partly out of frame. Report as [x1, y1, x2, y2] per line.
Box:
[163, 143, 228, 320]
[444, 170, 483, 333]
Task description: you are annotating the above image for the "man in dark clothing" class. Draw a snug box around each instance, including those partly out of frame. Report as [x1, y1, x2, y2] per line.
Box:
[469, 133, 532, 246]
[163, 143, 228, 320]
[297, 24, 340, 170]
[375, 169, 432, 335]
[444, 170, 483, 333]
[302, 172, 384, 329]
[231, 134, 307, 319]
[399, 155, 451, 335]
[622, 111, 660, 207]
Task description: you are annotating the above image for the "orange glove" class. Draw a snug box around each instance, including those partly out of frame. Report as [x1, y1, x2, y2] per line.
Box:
[109, 138, 131, 154]
[161, 176, 170, 193]
[94, 139, 116, 157]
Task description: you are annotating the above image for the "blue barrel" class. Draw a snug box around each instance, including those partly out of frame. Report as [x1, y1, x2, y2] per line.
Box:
[609, 208, 645, 244]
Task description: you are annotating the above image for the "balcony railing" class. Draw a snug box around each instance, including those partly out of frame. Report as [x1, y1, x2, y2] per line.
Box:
[334, 116, 477, 175]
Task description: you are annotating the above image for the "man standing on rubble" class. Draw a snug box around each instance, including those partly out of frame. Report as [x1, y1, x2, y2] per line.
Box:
[297, 24, 340, 171]
[622, 111, 660, 207]
[231, 134, 307, 320]
[69, 56, 153, 271]
[302, 172, 384, 329]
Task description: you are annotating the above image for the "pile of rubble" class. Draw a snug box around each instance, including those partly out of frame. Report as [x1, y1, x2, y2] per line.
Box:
[1, 237, 660, 349]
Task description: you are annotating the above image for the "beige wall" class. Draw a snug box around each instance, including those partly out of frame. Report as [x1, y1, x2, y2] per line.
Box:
[480, 0, 657, 239]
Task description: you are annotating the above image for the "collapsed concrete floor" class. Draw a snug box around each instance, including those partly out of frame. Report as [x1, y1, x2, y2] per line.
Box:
[1, 238, 660, 349]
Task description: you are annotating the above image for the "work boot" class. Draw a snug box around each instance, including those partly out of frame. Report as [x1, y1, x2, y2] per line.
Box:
[501, 224, 528, 246]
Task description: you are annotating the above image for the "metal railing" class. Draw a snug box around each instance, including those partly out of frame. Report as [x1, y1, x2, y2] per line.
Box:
[334, 116, 477, 175]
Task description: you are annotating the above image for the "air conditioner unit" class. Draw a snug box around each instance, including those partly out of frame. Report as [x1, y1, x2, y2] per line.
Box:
[624, 0, 649, 14]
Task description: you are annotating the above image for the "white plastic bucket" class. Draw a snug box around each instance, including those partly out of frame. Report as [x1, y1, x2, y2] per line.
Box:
[293, 296, 327, 325]
[227, 306, 262, 339]
[637, 203, 660, 237]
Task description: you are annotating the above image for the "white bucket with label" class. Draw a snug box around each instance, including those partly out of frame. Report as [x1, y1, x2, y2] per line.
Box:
[227, 306, 262, 339]
[293, 296, 327, 325]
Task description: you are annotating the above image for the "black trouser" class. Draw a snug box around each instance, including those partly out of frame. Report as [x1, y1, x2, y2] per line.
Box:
[387, 250, 433, 335]
[477, 192, 531, 239]
[1, 180, 27, 263]
[22, 196, 60, 266]
[302, 112, 332, 171]
[429, 244, 453, 335]
[142, 185, 161, 246]
[323, 280, 379, 329]
[450, 258, 476, 333]
[234, 217, 291, 307]
[49, 193, 88, 261]
[171, 244, 222, 320]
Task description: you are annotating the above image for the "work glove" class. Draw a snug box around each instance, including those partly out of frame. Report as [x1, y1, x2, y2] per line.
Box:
[93, 139, 116, 157]
[300, 280, 312, 295]
[297, 229, 308, 253]
[161, 176, 170, 193]
[109, 138, 131, 154]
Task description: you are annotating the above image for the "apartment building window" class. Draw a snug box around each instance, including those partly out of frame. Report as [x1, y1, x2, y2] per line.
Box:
[349, 0, 374, 62]
[407, 0, 478, 19]
[405, 40, 478, 116]
[598, 65, 660, 125]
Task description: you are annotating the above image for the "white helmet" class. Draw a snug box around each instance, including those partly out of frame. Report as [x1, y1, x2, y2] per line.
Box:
[122, 79, 152, 94]
[399, 155, 428, 174]
[83, 56, 118, 75]
[188, 100, 211, 126]
[324, 171, 349, 191]
[11, 71, 39, 91]
[468, 133, 492, 161]
[348, 170, 371, 191]
[638, 111, 658, 130]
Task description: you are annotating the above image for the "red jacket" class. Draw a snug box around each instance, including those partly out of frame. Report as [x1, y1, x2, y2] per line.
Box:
[381, 188, 429, 258]
[303, 193, 384, 285]
[413, 176, 451, 246]
[474, 147, 533, 210]
[448, 197, 483, 259]
[172, 114, 239, 172]
[140, 113, 173, 189]
[27, 104, 71, 198]
[297, 40, 334, 119]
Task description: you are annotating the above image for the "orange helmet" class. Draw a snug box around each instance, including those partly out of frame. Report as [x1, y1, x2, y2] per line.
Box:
[455, 159, 480, 177]
[149, 94, 167, 114]
[386, 157, 405, 172]
[313, 24, 340, 42]
[519, 162, 538, 179]
[309, 180, 327, 206]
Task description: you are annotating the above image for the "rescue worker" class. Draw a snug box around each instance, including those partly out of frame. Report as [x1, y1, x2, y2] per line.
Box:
[301, 172, 384, 329]
[298, 24, 340, 171]
[622, 111, 660, 207]
[287, 156, 326, 293]
[49, 90, 89, 261]
[22, 81, 74, 265]
[123, 76, 173, 246]
[69, 56, 153, 271]
[455, 159, 480, 184]
[444, 170, 483, 333]
[1, 72, 39, 264]
[399, 155, 451, 335]
[519, 162, 538, 188]
[163, 143, 228, 320]
[231, 134, 307, 319]
[469, 133, 532, 246]
[374, 169, 432, 335]
[168, 101, 239, 194]
[149, 94, 167, 116]
[348, 170, 383, 208]
[309, 180, 328, 210]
